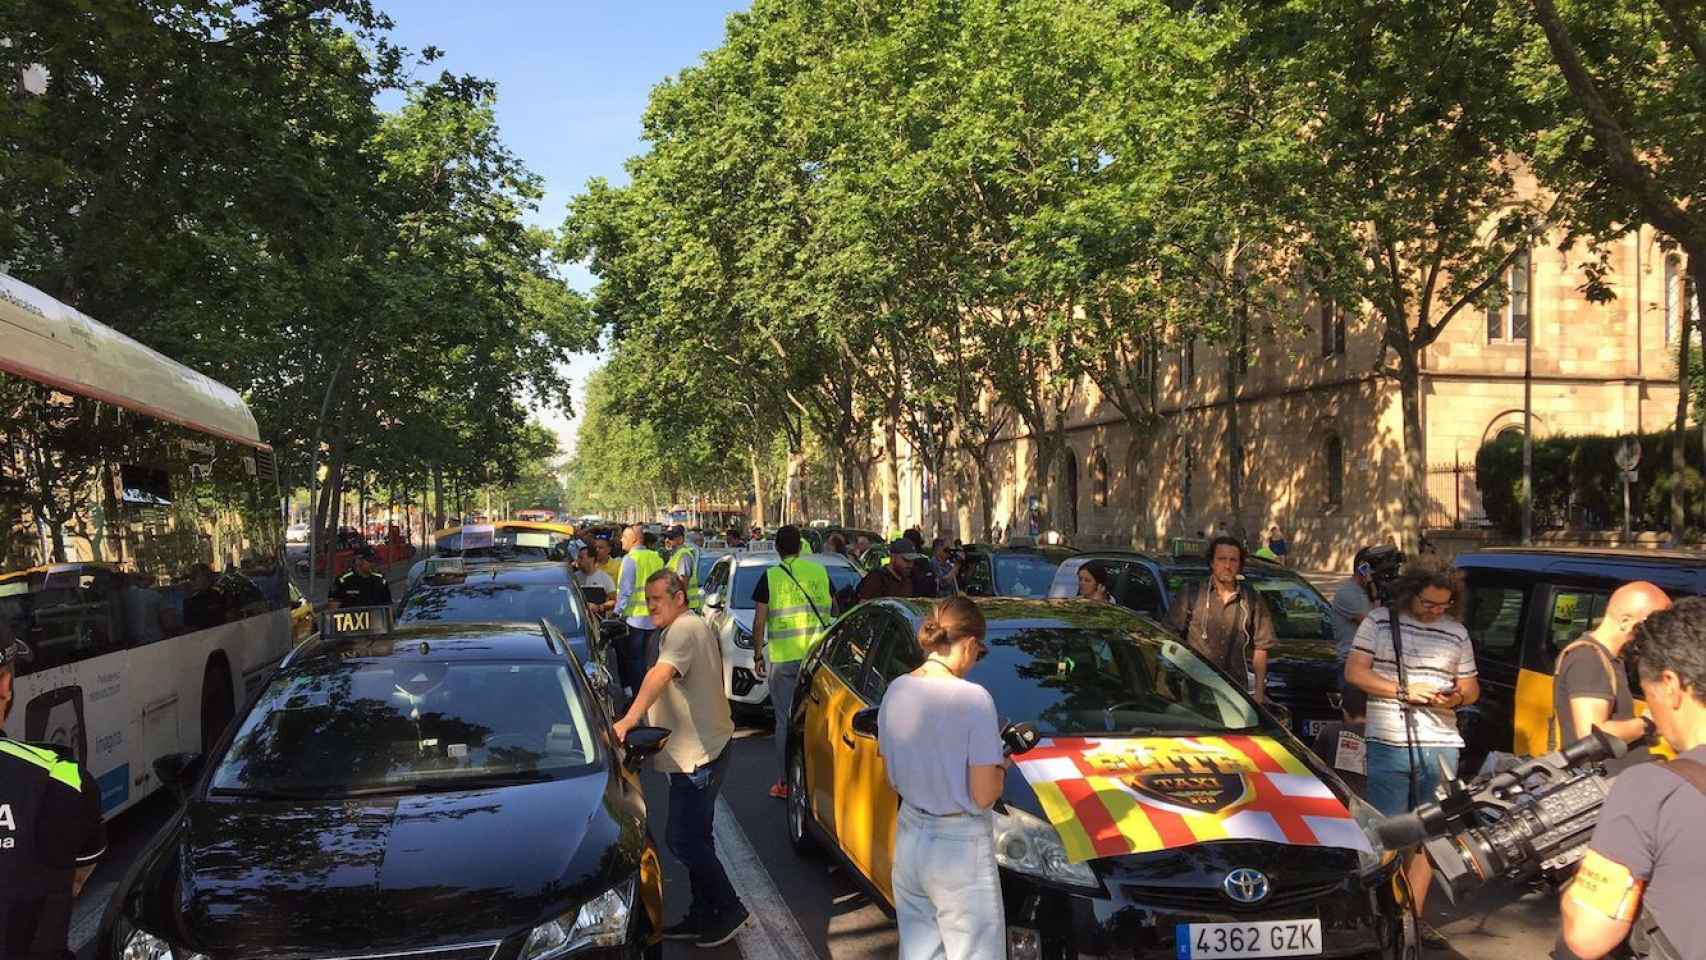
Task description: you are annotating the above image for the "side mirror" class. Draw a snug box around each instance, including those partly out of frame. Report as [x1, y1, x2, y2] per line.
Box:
[600, 619, 630, 645]
[623, 726, 670, 773]
[704, 596, 724, 610]
[850, 706, 879, 739]
[290, 596, 306, 611]
[1265, 701, 1294, 731]
[154, 752, 204, 800]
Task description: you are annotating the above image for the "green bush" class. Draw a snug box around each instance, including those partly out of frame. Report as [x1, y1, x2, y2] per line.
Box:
[1475, 429, 1705, 535]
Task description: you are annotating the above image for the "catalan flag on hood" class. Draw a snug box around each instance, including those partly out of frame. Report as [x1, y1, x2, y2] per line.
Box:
[1014, 735, 1372, 863]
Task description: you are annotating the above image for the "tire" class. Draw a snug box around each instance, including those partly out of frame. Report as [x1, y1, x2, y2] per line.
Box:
[787, 743, 817, 857]
[200, 660, 236, 756]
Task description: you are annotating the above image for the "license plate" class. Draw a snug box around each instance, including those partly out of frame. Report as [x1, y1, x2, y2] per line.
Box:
[1177, 920, 1323, 959]
[1302, 719, 1330, 737]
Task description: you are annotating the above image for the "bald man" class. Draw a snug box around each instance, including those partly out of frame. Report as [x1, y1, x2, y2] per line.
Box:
[1553, 581, 1671, 770]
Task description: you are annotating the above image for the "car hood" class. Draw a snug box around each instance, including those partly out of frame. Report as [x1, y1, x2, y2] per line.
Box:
[121, 773, 635, 955]
[1270, 634, 1339, 663]
[999, 735, 1368, 887]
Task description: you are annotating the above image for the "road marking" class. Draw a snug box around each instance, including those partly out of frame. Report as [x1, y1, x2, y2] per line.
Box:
[715, 794, 820, 960]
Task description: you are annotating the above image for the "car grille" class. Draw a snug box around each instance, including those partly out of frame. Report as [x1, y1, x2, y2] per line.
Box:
[298, 944, 500, 960]
[1122, 877, 1346, 914]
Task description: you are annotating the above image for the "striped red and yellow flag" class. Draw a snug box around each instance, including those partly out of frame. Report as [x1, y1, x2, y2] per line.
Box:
[1015, 735, 1371, 863]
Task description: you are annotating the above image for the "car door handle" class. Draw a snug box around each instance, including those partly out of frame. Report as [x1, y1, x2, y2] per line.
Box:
[840, 734, 856, 748]
[808, 688, 822, 704]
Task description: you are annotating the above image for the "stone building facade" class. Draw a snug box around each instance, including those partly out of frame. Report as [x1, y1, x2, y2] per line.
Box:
[871, 224, 1694, 570]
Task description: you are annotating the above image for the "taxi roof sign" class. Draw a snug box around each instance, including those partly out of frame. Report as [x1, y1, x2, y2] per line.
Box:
[459, 524, 495, 550]
[320, 605, 394, 640]
[424, 556, 467, 577]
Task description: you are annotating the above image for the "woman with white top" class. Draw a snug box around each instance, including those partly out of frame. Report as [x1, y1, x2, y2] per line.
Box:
[877, 597, 1007, 960]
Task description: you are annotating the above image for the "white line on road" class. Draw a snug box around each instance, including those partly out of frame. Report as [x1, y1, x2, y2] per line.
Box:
[714, 794, 821, 960]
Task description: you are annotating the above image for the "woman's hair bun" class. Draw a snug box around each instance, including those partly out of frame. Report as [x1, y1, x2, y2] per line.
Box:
[916, 596, 986, 654]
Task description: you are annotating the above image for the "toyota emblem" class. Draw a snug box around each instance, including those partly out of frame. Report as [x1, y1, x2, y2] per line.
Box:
[1223, 868, 1270, 904]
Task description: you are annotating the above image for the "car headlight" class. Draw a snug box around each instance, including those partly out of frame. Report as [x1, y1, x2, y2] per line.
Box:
[521, 879, 634, 959]
[992, 804, 1100, 890]
[1346, 793, 1397, 877]
[119, 926, 208, 960]
[733, 623, 753, 649]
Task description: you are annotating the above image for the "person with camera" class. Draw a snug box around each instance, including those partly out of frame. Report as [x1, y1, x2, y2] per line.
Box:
[1331, 546, 1380, 673]
[877, 597, 1008, 960]
[857, 539, 922, 601]
[1561, 597, 1706, 960]
[930, 538, 961, 597]
[1343, 556, 1479, 948]
[1551, 581, 1670, 772]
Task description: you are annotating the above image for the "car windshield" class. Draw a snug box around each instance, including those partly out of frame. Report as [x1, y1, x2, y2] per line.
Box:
[970, 625, 1262, 735]
[730, 561, 861, 610]
[398, 580, 585, 635]
[993, 553, 1065, 598]
[210, 657, 599, 795]
[1166, 570, 1333, 643]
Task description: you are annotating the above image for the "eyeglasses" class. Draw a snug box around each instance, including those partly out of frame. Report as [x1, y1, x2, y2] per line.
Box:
[1419, 599, 1451, 613]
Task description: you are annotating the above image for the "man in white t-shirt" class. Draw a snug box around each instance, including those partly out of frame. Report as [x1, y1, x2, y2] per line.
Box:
[1344, 556, 1479, 946]
[572, 545, 616, 618]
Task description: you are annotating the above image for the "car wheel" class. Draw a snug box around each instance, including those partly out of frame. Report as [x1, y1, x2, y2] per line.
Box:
[787, 743, 816, 857]
[200, 660, 236, 755]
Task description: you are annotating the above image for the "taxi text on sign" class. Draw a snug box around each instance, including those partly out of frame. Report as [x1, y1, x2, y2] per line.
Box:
[1015, 736, 1371, 863]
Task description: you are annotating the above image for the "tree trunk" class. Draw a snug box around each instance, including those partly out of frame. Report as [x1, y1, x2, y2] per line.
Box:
[883, 411, 901, 534]
[749, 445, 768, 529]
[1393, 338, 1427, 554]
[432, 465, 444, 531]
[1227, 308, 1246, 538]
[1674, 301, 1691, 543]
[1032, 431, 1063, 537]
[834, 450, 852, 527]
[974, 457, 996, 542]
[1692, 253, 1705, 539]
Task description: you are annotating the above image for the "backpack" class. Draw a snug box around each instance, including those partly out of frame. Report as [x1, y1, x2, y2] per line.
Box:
[1547, 639, 1622, 753]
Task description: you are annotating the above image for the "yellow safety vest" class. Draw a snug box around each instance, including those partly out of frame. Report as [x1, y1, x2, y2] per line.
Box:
[672, 545, 702, 610]
[764, 557, 833, 664]
[623, 548, 665, 618]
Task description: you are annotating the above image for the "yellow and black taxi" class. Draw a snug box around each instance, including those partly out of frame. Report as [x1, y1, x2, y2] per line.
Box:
[96, 610, 669, 960]
[1455, 547, 1706, 768]
[784, 598, 1412, 959]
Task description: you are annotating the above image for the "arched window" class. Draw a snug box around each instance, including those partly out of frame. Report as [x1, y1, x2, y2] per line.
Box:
[1091, 447, 1109, 508]
[1324, 434, 1344, 508]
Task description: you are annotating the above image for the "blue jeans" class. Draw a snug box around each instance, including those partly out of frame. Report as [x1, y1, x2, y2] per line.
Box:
[892, 803, 1006, 960]
[1366, 742, 1460, 817]
[617, 627, 653, 702]
[666, 749, 739, 921]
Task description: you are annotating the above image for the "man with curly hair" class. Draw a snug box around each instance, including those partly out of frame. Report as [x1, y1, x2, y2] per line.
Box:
[1344, 556, 1480, 947]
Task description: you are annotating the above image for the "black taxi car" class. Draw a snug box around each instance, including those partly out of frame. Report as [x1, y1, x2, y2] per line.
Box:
[96, 613, 669, 960]
[784, 598, 1410, 959]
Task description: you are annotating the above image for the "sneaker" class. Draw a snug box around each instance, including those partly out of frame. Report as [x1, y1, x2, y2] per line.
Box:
[767, 781, 789, 799]
[1418, 921, 1450, 951]
[696, 903, 750, 948]
[661, 915, 700, 941]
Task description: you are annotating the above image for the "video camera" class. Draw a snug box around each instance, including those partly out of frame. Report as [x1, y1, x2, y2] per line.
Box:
[1375, 728, 1633, 904]
[1357, 544, 1406, 603]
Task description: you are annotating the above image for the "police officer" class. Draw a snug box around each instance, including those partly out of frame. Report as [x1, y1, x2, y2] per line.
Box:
[1, 636, 107, 960]
[329, 546, 391, 610]
[665, 525, 703, 612]
[1561, 597, 1706, 960]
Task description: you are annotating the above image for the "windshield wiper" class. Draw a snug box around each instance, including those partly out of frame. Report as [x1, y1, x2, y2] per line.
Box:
[335, 770, 556, 798]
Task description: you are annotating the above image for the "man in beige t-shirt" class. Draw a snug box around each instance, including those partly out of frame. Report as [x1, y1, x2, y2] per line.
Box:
[613, 570, 744, 947]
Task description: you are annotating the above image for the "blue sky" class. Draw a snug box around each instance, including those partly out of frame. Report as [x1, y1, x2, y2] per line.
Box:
[374, 1, 749, 451]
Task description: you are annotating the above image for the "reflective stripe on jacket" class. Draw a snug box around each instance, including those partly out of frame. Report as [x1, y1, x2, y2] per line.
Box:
[764, 557, 833, 664]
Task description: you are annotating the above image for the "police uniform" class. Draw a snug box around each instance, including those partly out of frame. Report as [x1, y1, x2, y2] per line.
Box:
[330, 567, 391, 608]
[1, 735, 106, 959]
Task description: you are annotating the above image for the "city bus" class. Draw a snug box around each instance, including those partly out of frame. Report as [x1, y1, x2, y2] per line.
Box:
[0, 272, 294, 819]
